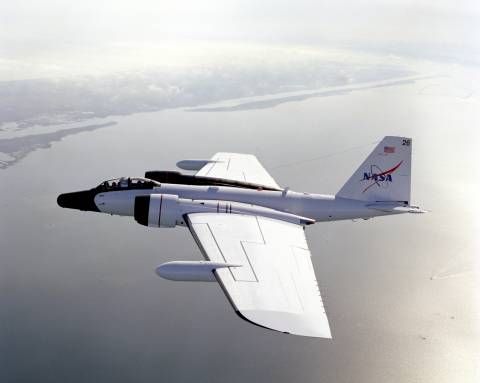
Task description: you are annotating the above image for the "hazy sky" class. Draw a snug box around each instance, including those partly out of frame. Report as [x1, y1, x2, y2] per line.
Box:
[2, 1, 479, 47]
[1, 1, 479, 80]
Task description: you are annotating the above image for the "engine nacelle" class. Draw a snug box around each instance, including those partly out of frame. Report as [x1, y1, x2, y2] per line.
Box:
[134, 193, 315, 228]
[156, 261, 239, 282]
[134, 194, 182, 227]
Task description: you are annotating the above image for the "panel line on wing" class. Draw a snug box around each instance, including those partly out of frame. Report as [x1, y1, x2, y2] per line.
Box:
[191, 223, 223, 261]
[206, 222, 258, 282]
[195, 152, 281, 189]
[204, 223, 235, 279]
[290, 270, 306, 312]
[255, 216, 267, 245]
[239, 241, 260, 283]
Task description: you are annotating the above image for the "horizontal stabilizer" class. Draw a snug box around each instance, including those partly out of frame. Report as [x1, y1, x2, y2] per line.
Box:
[366, 202, 427, 214]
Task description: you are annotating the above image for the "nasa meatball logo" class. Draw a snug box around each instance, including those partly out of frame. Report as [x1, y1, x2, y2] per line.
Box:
[361, 161, 403, 193]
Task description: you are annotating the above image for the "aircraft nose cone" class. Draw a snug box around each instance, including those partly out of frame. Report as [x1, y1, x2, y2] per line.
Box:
[57, 190, 99, 212]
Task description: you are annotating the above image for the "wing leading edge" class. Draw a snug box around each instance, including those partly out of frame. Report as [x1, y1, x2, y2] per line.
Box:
[186, 213, 331, 338]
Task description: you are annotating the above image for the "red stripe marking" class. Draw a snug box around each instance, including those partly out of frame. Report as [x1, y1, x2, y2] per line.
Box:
[378, 161, 403, 176]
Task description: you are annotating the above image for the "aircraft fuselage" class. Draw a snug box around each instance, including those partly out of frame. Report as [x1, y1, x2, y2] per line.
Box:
[90, 183, 394, 222]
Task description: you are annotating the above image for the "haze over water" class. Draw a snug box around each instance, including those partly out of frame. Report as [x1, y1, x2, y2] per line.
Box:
[1, 1, 479, 382]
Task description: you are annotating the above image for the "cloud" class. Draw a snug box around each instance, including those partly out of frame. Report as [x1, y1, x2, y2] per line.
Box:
[0, 45, 414, 128]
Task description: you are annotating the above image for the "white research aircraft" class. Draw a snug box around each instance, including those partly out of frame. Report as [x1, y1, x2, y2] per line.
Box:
[58, 136, 425, 338]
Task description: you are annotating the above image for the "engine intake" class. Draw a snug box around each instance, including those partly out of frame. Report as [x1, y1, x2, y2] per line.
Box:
[134, 194, 181, 227]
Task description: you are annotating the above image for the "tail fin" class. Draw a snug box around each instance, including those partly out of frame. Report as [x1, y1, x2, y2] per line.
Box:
[336, 136, 412, 203]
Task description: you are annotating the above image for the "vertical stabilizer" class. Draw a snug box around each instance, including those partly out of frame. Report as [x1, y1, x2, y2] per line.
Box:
[336, 136, 412, 202]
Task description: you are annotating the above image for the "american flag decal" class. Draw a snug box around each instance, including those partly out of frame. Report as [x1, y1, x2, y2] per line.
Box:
[384, 146, 395, 153]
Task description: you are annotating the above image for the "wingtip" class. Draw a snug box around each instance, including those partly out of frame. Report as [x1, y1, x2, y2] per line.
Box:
[236, 309, 332, 339]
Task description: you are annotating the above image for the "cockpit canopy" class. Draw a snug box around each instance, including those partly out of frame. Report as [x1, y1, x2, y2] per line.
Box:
[96, 177, 159, 191]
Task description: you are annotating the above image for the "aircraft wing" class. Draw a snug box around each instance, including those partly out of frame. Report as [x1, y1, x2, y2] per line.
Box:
[195, 153, 281, 189]
[186, 213, 332, 338]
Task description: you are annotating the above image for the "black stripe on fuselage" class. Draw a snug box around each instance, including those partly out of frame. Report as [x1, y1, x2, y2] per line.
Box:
[144, 171, 280, 191]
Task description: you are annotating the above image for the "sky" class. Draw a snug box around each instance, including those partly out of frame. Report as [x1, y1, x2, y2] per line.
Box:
[1, 1, 479, 80]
